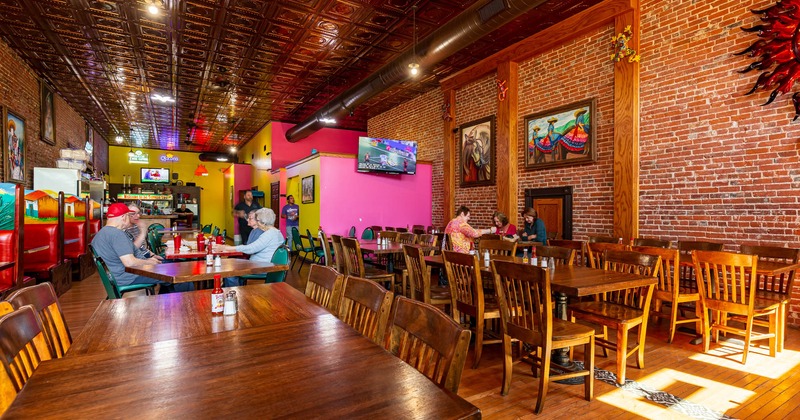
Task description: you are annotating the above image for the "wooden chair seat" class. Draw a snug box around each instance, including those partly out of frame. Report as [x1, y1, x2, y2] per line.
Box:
[429, 285, 451, 300]
[362, 267, 394, 283]
[342, 237, 398, 292]
[305, 264, 344, 313]
[551, 318, 596, 341]
[570, 302, 646, 325]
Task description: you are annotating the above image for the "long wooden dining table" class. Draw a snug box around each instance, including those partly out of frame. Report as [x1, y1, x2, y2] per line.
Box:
[5, 283, 480, 418]
[125, 258, 288, 284]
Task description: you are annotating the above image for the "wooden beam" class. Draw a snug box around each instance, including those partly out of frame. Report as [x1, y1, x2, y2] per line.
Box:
[442, 89, 456, 224]
[613, 7, 640, 241]
[495, 61, 518, 226]
[441, 0, 635, 92]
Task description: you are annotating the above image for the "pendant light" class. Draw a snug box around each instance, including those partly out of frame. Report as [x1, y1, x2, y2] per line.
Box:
[408, 5, 419, 77]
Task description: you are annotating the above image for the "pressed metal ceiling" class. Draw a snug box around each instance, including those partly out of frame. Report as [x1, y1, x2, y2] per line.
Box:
[0, 0, 598, 152]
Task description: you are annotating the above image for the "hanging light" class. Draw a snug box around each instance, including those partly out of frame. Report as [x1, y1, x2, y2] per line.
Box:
[115, 135, 123, 144]
[145, 0, 161, 16]
[128, 148, 135, 157]
[194, 164, 209, 177]
[408, 5, 419, 77]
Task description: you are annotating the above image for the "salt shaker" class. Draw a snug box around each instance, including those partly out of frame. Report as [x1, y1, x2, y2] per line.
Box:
[214, 255, 222, 267]
[548, 257, 556, 278]
[223, 290, 238, 315]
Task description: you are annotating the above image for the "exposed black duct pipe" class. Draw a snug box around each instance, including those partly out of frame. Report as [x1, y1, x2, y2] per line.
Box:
[285, 0, 548, 142]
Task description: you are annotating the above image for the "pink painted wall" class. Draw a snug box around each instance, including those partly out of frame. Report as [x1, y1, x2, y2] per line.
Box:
[232, 163, 253, 239]
[319, 155, 432, 237]
[270, 122, 363, 169]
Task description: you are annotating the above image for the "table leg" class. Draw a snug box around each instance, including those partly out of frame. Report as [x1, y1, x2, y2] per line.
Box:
[547, 291, 586, 385]
[387, 254, 394, 273]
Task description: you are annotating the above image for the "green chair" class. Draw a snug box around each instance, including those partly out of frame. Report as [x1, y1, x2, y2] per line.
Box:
[212, 226, 220, 237]
[361, 227, 374, 240]
[89, 245, 154, 299]
[240, 246, 290, 284]
[348, 226, 356, 238]
[147, 231, 165, 257]
[147, 223, 164, 233]
[201, 224, 212, 234]
[291, 227, 315, 271]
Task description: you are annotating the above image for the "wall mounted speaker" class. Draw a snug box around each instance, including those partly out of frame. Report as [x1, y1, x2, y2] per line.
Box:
[172, 172, 179, 180]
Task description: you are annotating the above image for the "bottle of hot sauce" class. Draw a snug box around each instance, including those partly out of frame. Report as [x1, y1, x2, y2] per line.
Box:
[206, 239, 214, 266]
[211, 274, 224, 315]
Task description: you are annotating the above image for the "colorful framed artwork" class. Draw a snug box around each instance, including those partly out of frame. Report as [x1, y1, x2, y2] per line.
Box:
[301, 175, 315, 204]
[524, 99, 597, 170]
[459, 115, 495, 187]
[40, 81, 56, 145]
[5, 109, 26, 184]
[85, 123, 94, 159]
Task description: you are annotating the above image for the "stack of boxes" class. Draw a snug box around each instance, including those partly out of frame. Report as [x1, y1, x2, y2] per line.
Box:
[56, 148, 89, 171]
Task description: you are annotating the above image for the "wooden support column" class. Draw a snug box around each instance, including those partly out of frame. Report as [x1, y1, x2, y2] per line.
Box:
[442, 89, 456, 224]
[496, 61, 518, 225]
[613, 7, 640, 241]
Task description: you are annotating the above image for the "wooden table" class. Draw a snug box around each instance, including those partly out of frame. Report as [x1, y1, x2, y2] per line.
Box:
[126, 258, 288, 284]
[164, 246, 243, 259]
[360, 239, 435, 273]
[7, 285, 480, 419]
[157, 227, 201, 234]
[68, 282, 329, 356]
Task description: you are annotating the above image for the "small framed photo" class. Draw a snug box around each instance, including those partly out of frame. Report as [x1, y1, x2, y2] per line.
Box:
[301, 175, 315, 204]
[5, 108, 26, 184]
[41, 81, 56, 145]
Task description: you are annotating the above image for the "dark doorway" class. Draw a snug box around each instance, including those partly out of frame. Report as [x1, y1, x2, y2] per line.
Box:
[524, 187, 573, 240]
[271, 182, 280, 229]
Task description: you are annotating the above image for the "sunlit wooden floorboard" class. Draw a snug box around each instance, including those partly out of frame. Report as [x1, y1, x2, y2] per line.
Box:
[59, 268, 800, 419]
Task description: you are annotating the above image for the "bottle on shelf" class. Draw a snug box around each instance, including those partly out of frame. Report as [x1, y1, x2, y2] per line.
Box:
[211, 274, 224, 315]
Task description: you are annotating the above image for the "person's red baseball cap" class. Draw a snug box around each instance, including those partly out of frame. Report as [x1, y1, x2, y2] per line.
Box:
[107, 203, 133, 218]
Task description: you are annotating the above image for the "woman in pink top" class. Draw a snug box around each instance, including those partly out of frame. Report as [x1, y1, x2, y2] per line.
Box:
[492, 211, 517, 238]
[444, 206, 493, 253]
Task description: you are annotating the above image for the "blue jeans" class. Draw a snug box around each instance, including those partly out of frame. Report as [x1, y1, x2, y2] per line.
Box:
[285, 226, 297, 250]
[223, 276, 242, 287]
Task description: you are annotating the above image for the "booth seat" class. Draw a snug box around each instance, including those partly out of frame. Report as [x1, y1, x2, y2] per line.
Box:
[0, 231, 17, 293]
[65, 221, 94, 280]
[89, 219, 101, 240]
[23, 224, 71, 296]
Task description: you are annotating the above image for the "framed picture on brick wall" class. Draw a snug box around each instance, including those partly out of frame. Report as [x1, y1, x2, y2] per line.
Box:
[4, 108, 26, 184]
[524, 98, 597, 170]
[459, 115, 495, 187]
[40, 81, 56, 145]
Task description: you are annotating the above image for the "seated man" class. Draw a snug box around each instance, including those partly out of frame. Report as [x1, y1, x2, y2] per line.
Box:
[124, 204, 163, 261]
[174, 203, 194, 227]
[92, 203, 192, 293]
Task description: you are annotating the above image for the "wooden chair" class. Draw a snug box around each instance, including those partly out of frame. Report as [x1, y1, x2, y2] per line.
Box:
[0, 305, 53, 414]
[7, 283, 72, 358]
[384, 227, 396, 232]
[481, 233, 502, 241]
[677, 240, 724, 289]
[739, 244, 799, 352]
[632, 246, 699, 343]
[396, 232, 417, 245]
[548, 240, 587, 267]
[588, 235, 621, 244]
[546, 231, 560, 241]
[304, 264, 344, 313]
[692, 250, 778, 364]
[318, 231, 334, 267]
[337, 276, 393, 345]
[478, 239, 517, 257]
[330, 235, 347, 274]
[633, 238, 672, 248]
[586, 242, 628, 269]
[491, 260, 594, 414]
[403, 245, 451, 310]
[340, 238, 395, 291]
[379, 231, 398, 242]
[569, 250, 659, 384]
[442, 250, 501, 368]
[534, 245, 575, 266]
[417, 233, 438, 250]
[384, 296, 471, 393]
[395, 227, 408, 233]
[370, 225, 384, 233]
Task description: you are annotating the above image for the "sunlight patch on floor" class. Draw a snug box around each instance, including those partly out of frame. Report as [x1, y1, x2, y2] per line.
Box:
[688, 342, 800, 379]
[596, 386, 695, 420]
[634, 368, 755, 414]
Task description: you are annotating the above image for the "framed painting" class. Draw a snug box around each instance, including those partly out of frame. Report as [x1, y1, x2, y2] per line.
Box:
[459, 115, 495, 187]
[85, 123, 94, 159]
[524, 98, 597, 170]
[5, 109, 26, 184]
[40, 81, 56, 145]
[301, 175, 315, 204]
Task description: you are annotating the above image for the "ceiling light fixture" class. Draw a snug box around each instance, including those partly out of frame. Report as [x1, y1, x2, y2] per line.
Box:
[194, 164, 209, 177]
[216, 157, 230, 162]
[408, 5, 419, 77]
[320, 117, 336, 124]
[151, 93, 175, 103]
[128, 148, 135, 157]
[229, 146, 237, 153]
[145, 0, 161, 16]
[115, 135, 123, 144]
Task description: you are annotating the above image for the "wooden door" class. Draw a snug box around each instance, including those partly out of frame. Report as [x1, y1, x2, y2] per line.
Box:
[271, 182, 280, 228]
[533, 198, 562, 240]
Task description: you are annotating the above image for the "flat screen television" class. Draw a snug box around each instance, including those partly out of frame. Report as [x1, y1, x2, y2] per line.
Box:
[357, 137, 417, 175]
[141, 168, 170, 183]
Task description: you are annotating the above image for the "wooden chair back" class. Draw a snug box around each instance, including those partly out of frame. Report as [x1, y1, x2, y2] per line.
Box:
[588, 235, 622, 244]
[404, 245, 431, 303]
[385, 296, 471, 393]
[631, 246, 680, 296]
[384, 227, 396, 232]
[319, 231, 334, 267]
[340, 237, 366, 278]
[548, 239, 586, 267]
[534, 245, 575, 266]
[395, 227, 408, 233]
[396, 232, 417, 245]
[633, 238, 672, 248]
[337, 276, 393, 345]
[677, 240, 724, 286]
[370, 225, 383, 233]
[478, 239, 517, 257]
[442, 251, 484, 320]
[481, 234, 502, 241]
[380, 231, 398, 242]
[546, 231, 559, 241]
[304, 264, 344, 313]
[587, 242, 628, 269]
[692, 251, 757, 310]
[442, 234, 453, 251]
[491, 259, 551, 345]
[7, 283, 71, 358]
[0, 305, 52, 413]
[417, 234, 438, 249]
[602, 250, 660, 307]
[740, 244, 800, 294]
[330, 235, 346, 273]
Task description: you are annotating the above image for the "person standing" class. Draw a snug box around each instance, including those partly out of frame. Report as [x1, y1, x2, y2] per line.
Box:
[234, 190, 261, 245]
[520, 207, 547, 244]
[281, 195, 299, 250]
[444, 206, 492, 253]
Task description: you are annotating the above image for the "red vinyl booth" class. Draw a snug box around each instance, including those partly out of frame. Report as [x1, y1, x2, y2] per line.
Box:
[0, 231, 18, 294]
[64, 218, 94, 280]
[22, 191, 71, 296]
[0, 183, 34, 298]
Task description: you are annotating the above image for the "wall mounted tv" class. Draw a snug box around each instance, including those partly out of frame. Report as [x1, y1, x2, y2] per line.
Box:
[141, 168, 170, 184]
[357, 137, 417, 175]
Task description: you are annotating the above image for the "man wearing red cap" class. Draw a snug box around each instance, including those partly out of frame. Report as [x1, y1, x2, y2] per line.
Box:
[91, 203, 191, 292]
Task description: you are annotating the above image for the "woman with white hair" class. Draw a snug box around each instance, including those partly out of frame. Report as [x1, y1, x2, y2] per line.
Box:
[217, 208, 284, 286]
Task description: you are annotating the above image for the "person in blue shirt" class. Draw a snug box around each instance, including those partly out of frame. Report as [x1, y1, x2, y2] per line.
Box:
[520, 207, 547, 244]
[218, 208, 285, 287]
[281, 195, 299, 250]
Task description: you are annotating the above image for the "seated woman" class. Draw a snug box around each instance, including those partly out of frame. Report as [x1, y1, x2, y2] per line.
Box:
[519, 207, 547, 243]
[444, 205, 493, 253]
[217, 208, 284, 287]
[492, 211, 517, 239]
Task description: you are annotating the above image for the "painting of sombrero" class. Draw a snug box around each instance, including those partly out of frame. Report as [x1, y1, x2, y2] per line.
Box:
[524, 99, 597, 170]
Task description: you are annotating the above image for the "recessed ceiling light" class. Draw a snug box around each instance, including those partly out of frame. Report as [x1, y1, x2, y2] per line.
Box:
[151, 94, 175, 103]
[229, 146, 237, 153]
[320, 117, 336, 124]
[216, 157, 229, 162]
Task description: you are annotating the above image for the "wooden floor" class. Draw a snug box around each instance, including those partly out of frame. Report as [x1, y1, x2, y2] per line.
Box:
[60, 266, 800, 419]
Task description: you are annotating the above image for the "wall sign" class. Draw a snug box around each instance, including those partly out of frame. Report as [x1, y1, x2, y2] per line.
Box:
[129, 150, 149, 164]
[160, 153, 179, 163]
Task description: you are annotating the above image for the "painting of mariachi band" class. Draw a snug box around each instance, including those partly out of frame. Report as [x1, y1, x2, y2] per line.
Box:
[459, 115, 495, 187]
[524, 99, 597, 170]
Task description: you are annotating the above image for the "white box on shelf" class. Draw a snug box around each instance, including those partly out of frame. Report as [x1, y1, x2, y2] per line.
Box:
[59, 148, 89, 161]
[55, 159, 87, 171]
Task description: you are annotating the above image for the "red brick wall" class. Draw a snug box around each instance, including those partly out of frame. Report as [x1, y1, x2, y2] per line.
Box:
[0, 39, 106, 188]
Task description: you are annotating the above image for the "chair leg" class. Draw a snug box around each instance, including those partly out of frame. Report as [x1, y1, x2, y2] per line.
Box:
[777, 304, 785, 352]
[769, 311, 777, 358]
[534, 347, 551, 415]
[701, 306, 711, 353]
[669, 301, 679, 344]
[500, 334, 513, 396]
[741, 315, 755, 364]
[616, 326, 628, 385]
[636, 322, 647, 370]
[584, 336, 595, 401]
[473, 318, 484, 369]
